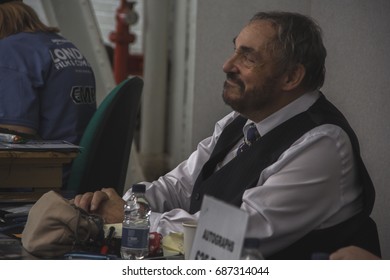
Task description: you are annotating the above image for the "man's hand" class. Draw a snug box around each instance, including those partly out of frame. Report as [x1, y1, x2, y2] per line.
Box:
[73, 188, 125, 224]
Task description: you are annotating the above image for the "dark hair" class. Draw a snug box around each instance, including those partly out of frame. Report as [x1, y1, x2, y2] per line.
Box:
[0, 1, 59, 39]
[250, 11, 327, 91]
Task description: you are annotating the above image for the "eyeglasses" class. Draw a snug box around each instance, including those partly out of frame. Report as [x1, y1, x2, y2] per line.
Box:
[230, 48, 264, 69]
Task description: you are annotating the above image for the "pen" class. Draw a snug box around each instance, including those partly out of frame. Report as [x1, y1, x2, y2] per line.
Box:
[100, 226, 115, 255]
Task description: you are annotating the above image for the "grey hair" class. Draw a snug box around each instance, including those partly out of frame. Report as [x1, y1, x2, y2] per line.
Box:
[250, 11, 327, 91]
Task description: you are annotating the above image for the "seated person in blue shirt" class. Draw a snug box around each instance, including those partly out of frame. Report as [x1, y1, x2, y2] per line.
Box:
[74, 11, 379, 259]
[0, 0, 96, 145]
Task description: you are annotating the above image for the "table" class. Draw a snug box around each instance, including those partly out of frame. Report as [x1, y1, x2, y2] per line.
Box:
[0, 145, 82, 260]
[0, 150, 78, 201]
[0, 232, 183, 260]
[0, 150, 78, 188]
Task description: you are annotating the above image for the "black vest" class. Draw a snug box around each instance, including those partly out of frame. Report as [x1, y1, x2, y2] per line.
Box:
[189, 94, 380, 259]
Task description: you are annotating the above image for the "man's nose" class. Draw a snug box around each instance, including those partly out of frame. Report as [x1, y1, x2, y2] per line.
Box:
[222, 53, 239, 73]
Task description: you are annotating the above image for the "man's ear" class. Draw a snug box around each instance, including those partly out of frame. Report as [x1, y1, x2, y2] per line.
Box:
[281, 64, 306, 91]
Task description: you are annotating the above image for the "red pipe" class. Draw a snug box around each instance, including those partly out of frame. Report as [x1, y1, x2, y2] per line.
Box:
[109, 0, 143, 84]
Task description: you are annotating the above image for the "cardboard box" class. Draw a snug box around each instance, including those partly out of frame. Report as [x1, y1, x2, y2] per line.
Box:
[0, 151, 78, 190]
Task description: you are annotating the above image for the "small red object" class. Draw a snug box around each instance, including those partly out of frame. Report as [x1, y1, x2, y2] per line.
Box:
[148, 232, 162, 256]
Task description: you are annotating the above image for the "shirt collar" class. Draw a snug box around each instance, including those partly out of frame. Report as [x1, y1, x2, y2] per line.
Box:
[242, 90, 320, 136]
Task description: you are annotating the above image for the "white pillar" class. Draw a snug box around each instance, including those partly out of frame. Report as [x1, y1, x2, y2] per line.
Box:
[139, 0, 170, 178]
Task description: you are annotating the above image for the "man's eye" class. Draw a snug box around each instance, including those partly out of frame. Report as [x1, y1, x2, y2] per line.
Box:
[243, 53, 256, 63]
[232, 48, 259, 68]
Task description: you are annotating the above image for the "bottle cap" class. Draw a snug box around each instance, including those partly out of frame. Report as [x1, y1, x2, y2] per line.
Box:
[132, 184, 146, 193]
[243, 238, 261, 248]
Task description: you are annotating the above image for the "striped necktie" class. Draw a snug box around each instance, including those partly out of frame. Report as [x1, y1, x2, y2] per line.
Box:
[237, 123, 261, 155]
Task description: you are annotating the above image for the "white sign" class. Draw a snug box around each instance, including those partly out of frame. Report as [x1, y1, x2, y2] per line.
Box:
[189, 195, 249, 260]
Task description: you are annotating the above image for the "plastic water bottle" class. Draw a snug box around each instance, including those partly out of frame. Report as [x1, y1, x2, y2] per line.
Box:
[121, 184, 151, 260]
[240, 238, 264, 260]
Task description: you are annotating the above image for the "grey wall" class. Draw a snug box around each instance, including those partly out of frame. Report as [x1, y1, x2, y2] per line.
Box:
[313, 0, 390, 259]
[189, 0, 390, 258]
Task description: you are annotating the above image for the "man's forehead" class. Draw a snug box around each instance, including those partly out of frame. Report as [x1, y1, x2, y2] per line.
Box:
[234, 20, 276, 50]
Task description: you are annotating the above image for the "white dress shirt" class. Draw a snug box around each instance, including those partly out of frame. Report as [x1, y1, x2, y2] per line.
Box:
[123, 90, 363, 257]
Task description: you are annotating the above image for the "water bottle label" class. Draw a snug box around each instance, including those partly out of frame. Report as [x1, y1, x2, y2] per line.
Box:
[121, 228, 149, 248]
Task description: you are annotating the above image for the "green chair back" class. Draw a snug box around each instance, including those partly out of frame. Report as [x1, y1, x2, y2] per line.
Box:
[66, 76, 143, 195]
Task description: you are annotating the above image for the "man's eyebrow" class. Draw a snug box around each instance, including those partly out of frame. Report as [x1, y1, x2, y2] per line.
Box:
[239, 46, 256, 54]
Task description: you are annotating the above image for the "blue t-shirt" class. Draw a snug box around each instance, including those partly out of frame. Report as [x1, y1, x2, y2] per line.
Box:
[0, 32, 96, 144]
